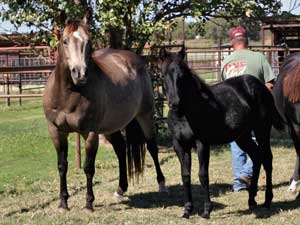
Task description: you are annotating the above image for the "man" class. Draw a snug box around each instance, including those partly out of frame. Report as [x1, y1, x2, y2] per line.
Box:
[221, 27, 275, 192]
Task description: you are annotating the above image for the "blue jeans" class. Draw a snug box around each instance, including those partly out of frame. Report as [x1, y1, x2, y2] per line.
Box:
[231, 141, 253, 192]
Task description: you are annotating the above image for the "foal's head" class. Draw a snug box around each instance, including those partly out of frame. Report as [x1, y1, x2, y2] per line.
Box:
[60, 18, 92, 86]
[159, 47, 186, 110]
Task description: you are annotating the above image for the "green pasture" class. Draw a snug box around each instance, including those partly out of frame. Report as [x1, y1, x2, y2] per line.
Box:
[1, 100, 300, 225]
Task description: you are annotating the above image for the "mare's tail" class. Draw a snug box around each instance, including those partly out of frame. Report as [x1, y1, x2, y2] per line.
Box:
[270, 98, 285, 131]
[125, 118, 146, 182]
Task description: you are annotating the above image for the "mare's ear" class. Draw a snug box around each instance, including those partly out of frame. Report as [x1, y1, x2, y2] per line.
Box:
[82, 13, 88, 25]
[159, 47, 169, 60]
[178, 46, 186, 61]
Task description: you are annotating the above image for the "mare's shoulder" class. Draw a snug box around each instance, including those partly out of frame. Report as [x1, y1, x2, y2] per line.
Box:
[91, 48, 145, 85]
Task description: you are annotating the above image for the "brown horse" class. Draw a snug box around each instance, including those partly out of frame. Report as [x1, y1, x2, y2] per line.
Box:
[273, 52, 300, 195]
[43, 18, 166, 211]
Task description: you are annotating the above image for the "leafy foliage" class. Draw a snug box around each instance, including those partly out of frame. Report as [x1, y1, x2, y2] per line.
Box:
[0, 0, 281, 52]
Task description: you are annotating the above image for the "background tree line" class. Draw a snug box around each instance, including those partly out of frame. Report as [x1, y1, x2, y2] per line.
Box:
[0, 0, 283, 53]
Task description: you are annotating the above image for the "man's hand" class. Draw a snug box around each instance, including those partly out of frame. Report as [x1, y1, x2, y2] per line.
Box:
[265, 82, 274, 91]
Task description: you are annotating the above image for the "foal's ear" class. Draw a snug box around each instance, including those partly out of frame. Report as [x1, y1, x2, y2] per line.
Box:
[178, 46, 186, 61]
[159, 47, 169, 60]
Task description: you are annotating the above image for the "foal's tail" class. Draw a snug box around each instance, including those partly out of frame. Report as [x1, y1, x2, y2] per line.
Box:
[125, 119, 146, 182]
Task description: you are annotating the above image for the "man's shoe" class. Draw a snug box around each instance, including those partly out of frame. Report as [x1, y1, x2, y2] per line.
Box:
[239, 176, 251, 188]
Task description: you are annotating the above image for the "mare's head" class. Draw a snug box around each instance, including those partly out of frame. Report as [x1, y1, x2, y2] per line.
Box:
[60, 17, 92, 86]
[159, 47, 186, 110]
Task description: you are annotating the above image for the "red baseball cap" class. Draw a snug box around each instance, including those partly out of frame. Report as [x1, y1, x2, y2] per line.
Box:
[230, 27, 247, 40]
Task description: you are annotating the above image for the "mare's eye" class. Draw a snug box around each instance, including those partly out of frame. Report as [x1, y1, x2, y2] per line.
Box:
[63, 39, 68, 45]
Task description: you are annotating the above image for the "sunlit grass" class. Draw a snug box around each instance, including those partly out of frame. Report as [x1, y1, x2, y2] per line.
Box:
[1, 101, 300, 225]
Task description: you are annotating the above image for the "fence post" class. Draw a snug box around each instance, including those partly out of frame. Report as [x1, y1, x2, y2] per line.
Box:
[19, 74, 22, 106]
[75, 133, 81, 169]
[6, 76, 10, 107]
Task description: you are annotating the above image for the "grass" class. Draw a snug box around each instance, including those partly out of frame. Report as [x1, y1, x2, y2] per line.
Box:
[1, 101, 300, 225]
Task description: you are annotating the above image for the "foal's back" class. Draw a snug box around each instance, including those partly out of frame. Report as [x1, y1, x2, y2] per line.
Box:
[184, 74, 274, 144]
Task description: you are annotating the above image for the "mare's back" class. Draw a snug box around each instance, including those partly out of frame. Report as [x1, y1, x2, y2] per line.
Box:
[273, 52, 300, 123]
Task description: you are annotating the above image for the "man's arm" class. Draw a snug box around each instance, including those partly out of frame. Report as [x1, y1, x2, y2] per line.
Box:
[261, 54, 275, 91]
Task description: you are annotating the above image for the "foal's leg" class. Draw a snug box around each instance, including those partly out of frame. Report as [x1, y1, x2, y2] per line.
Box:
[173, 138, 193, 219]
[287, 123, 300, 194]
[83, 132, 99, 211]
[136, 113, 166, 192]
[236, 133, 261, 209]
[195, 140, 212, 219]
[253, 126, 273, 208]
[105, 131, 128, 197]
[48, 124, 69, 210]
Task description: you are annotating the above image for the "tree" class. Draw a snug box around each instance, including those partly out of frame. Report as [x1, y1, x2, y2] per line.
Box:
[0, 0, 282, 53]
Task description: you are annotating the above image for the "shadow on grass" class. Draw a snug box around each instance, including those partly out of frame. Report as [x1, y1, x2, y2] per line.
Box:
[118, 183, 231, 215]
[4, 181, 102, 217]
[230, 198, 300, 219]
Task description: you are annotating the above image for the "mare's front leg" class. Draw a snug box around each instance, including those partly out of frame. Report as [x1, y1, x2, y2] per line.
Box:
[105, 132, 128, 197]
[173, 138, 193, 219]
[48, 123, 69, 210]
[83, 132, 99, 211]
[196, 140, 212, 219]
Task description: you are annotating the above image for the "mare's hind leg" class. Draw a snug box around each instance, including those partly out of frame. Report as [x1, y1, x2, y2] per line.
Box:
[105, 131, 128, 197]
[287, 123, 300, 194]
[48, 124, 70, 210]
[196, 140, 212, 219]
[235, 133, 261, 209]
[253, 124, 273, 208]
[83, 132, 99, 211]
[136, 113, 166, 192]
[173, 138, 193, 219]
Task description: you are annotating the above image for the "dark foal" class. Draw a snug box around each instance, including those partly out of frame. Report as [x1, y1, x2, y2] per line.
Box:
[273, 52, 300, 195]
[160, 48, 284, 219]
[43, 18, 166, 211]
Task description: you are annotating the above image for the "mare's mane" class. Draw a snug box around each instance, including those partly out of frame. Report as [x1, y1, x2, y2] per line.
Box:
[63, 19, 89, 36]
[282, 53, 300, 103]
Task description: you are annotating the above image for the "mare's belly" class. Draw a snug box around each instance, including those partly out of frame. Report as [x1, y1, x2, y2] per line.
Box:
[95, 99, 141, 135]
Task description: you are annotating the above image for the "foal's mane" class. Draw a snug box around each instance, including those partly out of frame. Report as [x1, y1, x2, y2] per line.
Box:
[180, 61, 212, 96]
[282, 53, 300, 103]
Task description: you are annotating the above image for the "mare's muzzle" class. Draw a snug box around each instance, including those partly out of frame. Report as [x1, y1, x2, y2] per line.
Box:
[70, 66, 87, 86]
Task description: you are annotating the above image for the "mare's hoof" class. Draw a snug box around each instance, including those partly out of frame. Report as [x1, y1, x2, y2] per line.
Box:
[114, 188, 125, 199]
[58, 203, 69, 212]
[182, 213, 190, 219]
[287, 179, 300, 194]
[84, 206, 94, 213]
[159, 181, 169, 193]
[58, 206, 70, 213]
[200, 212, 210, 219]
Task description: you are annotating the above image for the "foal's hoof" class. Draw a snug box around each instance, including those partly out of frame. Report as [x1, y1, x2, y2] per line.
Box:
[262, 202, 271, 209]
[182, 213, 190, 219]
[287, 179, 300, 194]
[114, 187, 125, 199]
[200, 212, 210, 219]
[248, 200, 258, 210]
[159, 181, 168, 193]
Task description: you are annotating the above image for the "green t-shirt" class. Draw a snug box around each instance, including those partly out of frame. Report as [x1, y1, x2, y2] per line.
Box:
[221, 49, 275, 83]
